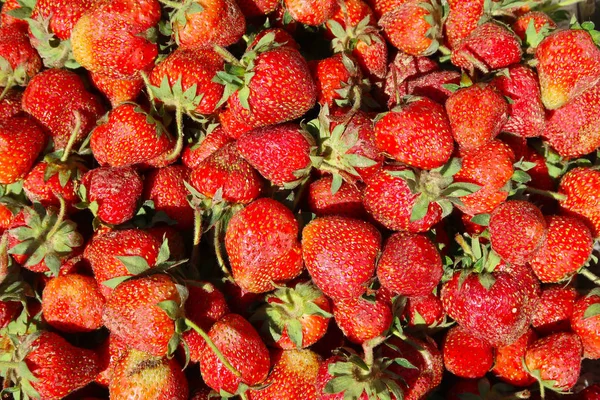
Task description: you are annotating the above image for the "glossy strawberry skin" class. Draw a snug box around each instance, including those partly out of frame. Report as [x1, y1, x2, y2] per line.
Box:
[284, 0, 338, 25]
[143, 165, 194, 230]
[332, 295, 392, 344]
[0, 116, 47, 184]
[0, 26, 42, 85]
[493, 328, 537, 387]
[559, 167, 600, 238]
[301, 216, 381, 301]
[236, 0, 279, 16]
[444, 0, 484, 49]
[512, 11, 556, 41]
[308, 176, 366, 219]
[404, 293, 445, 327]
[442, 325, 493, 379]
[379, 1, 438, 56]
[182, 126, 233, 170]
[571, 293, 600, 359]
[531, 286, 577, 334]
[89, 71, 144, 106]
[310, 54, 360, 107]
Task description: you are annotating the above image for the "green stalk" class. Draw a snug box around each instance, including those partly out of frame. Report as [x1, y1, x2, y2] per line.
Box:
[213, 45, 243, 67]
[213, 219, 231, 280]
[0, 78, 13, 101]
[60, 111, 82, 162]
[46, 196, 66, 240]
[0, 361, 20, 369]
[524, 186, 568, 201]
[158, 0, 183, 8]
[164, 105, 184, 161]
[190, 208, 203, 270]
[580, 267, 600, 286]
[139, 71, 156, 104]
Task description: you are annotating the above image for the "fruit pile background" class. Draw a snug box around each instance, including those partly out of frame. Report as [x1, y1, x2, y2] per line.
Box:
[1, 0, 600, 399]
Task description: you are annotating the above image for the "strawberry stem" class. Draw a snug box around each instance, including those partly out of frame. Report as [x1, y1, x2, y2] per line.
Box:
[0, 79, 13, 101]
[580, 267, 600, 286]
[0, 361, 19, 369]
[213, 219, 231, 280]
[190, 208, 203, 269]
[213, 45, 242, 67]
[46, 195, 66, 240]
[362, 336, 386, 367]
[165, 105, 184, 161]
[60, 111, 82, 162]
[139, 71, 155, 104]
[184, 318, 242, 378]
[158, 0, 182, 8]
[524, 186, 567, 201]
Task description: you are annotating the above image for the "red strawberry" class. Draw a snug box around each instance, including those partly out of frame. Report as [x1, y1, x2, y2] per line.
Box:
[0, 89, 23, 121]
[147, 226, 187, 260]
[219, 107, 254, 139]
[310, 53, 362, 107]
[308, 176, 366, 219]
[493, 328, 538, 387]
[489, 200, 547, 265]
[248, 349, 322, 400]
[375, 97, 454, 169]
[442, 325, 494, 379]
[535, 29, 600, 110]
[404, 293, 445, 327]
[0, 0, 29, 31]
[284, 0, 338, 25]
[451, 23, 522, 74]
[200, 313, 270, 395]
[81, 166, 143, 226]
[333, 294, 392, 344]
[302, 216, 381, 301]
[103, 274, 181, 356]
[366, 0, 405, 18]
[236, 0, 279, 16]
[225, 198, 303, 293]
[495, 262, 541, 319]
[109, 348, 188, 399]
[444, 0, 484, 49]
[405, 70, 460, 104]
[579, 385, 600, 399]
[0, 26, 42, 89]
[89, 71, 144, 106]
[95, 335, 129, 386]
[182, 126, 232, 169]
[23, 161, 84, 212]
[237, 124, 312, 187]
[529, 215, 593, 283]
[143, 165, 195, 230]
[42, 273, 105, 333]
[512, 11, 556, 41]
[377, 231, 443, 297]
[559, 167, 600, 237]
[531, 286, 578, 334]
[570, 290, 600, 359]
[524, 332, 583, 393]
[0, 116, 47, 184]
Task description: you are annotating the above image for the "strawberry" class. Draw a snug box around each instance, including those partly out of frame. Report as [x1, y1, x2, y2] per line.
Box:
[219, 107, 254, 139]
[512, 11, 556, 41]
[253, 281, 332, 350]
[302, 216, 381, 301]
[0, 116, 47, 185]
[248, 349, 322, 400]
[81, 166, 143, 226]
[543, 81, 600, 158]
[71, 0, 161, 79]
[375, 97, 454, 169]
[404, 70, 460, 104]
[404, 293, 445, 327]
[147, 226, 186, 260]
[95, 334, 129, 386]
[83, 228, 161, 298]
[249, 28, 300, 49]
[489, 200, 547, 265]
[529, 215, 593, 283]
[237, 123, 312, 187]
[442, 325, 493, 379]
[496, 262, 541, 319]
[326, 0, 375, 32]
[366, 0, 405, 18]
[42, 273, 105, 333]
[143, 165, 194, 230]
[284, 0, 338, 25]
[384, 51, 438, 103]
[379, 0, 442, 56]
[444, 0, 484, 49]
[225, 198, 303, 293]
[200, 313, 270, 395]
[308, 176, 366, 219]
[0, 0, 29, 31]
[236, 0, 279, 16]
[579, 385, 600, 399]
[333, 294, 392, 344]
[89, 71, 144, 106]
[0, 26, 42, 89]
[167, 0, 246, 50]
[103, 274, 182, 357]
[90, 103, 174, 168]
[149, 47, 225, 116]
[451, 23, 522, 74]
[559, 167, 600, 237]
[524, 332, 583, 393]
[535, 29, 600, 110]
[182, 126, 232, 169]
[493, 328, 537, 387]
[377, 231, 443, 297]
[531, 286, 578, 334]
[109, 348, 188, 399]
[310, 53, 362, 108]
[23, 161, 85, 212]
[0, 89, 23, 121]
[570, 290, 600, 359]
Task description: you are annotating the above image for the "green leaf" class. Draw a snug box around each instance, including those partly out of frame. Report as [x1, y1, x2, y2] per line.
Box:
[44, 253, 61, 276]
[115, 256, 151, 275]
[102, 276, 130, 289]
[441, 182, 480, 197]
[157, 300, 180, 320]
[156, 239, 171, 265]
[387, 169, 416, 181]
[330, 174, 343, 195]
[324, 376, 356, 394]
[470, 214, 490, 226]
[584, 303, 600, 319]
[478, 273, 496, 290]
[286, 319, 303, 349]
[410, 194, 430, 222]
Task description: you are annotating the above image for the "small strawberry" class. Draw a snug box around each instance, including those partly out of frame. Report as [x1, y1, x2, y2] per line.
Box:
[225, 198, 303, 293]
[0, 300, 22, 328]
[0, 89, 23, 121]
[512, 11, 556, 41]
[42, 273, 105, 333]
[95, 334, 129, 386]
[559, 167, 600, 238]
[23, 161, 85, 212]
[0, 26, 42, 90]
[442, 325, 494, 379]
[570, 289, 600, 359]
[531, 286, 578, 334]
[182, 126, 232, 169]
[493, 328, 538, 387]
[404, 293, 445, 328]
[333, 294, 392, 344]
[310, 53, 362, 108]
[308, 176, 366, 219]
[377, 231, 443, 297]
[0, 116, 47, 184]
[284, 0, 338, 25]
[89, 71, 144, 106]
[302, 215, 381, 301]
[579, 385, 600, 399]
[444, 0, 484, 49]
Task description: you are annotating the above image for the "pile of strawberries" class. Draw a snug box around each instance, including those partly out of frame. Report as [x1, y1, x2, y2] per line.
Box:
[1, 0, 600, 398]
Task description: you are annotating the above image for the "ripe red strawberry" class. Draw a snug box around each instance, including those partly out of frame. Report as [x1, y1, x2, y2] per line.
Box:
[149, 47, 225, 115]
[377, 231, 443, 297]
[0, 0, 29, 31]
[23, 161, 84, 212]
[284, 0, 338, 25]
[143, 165, 194, 230]
[531, 286, 578, 334]
[200, 313, 270, 395]
[570, 290, 600, 359]
[248, 349, 322, 400]
[71, 0, 161, 79]
[0, 26, 42, 89]
[182, 126, 232, 169]
[366, 0, 405, 18]
[444, 0, 484, 49]
[493, 328, 537, 387]
[579, 385, 600, 399]
[147, 226, 186, 260]
[236, 0, 279, 16]
[90, 103, 174, 168]
[254, 281, 332, 349]
[81, 166, 143, 226]
[219, 107, 254, 139]
[302, 216, 381, 301]
[451, 23, 522, 74]
[225, 198, 303, 293]
[308, 176, 366, 219]
[536, 29, 600, 110]
[0, 299, 21, 328]
[529, 215, 593, 283]
[333, 294, 392, 344]
[83, 228, 161, 298]
[375, 97, 454, 169]
[109, 348, 188, 399]
[496, 262, 541, 319]
[559, 167, 600, 237]
[103, 274, 181, 356]
[512, 11, 556, 41]
[543, 81, 600, 158]
[442, 325, 494, 379]
[237, 124, 312, 187]
[524, 332, 583, 393]
[169, 0, 246, 50]
[189, 142, 263, 204]
[0, 89, 23, 121]
[310, 53, 362, 107]
[404, 293, 445, 327]
[489, 200, 547, 265]
[95, 335, 129, 386]
[42, 273, 105, 333]
[89, 71, 144, 106]
[0, 116, 47, 184]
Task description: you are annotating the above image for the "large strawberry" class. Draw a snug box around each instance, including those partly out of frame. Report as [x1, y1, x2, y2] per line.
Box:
[570, 290, 600, 359]
[302, 215, 381, 301]
[493, 328, 538, 387]
[558, 167, 600, 237]
[225, 198, 303, 293]
[531, 286, 577, 334]
[0, 26, 42, 90]
[0, 116, 47, 184]
[332, 294, 392, 344]
[284, 0, 338, 25]
[442, 325, 494, 379]
[143, 165, 194, 230]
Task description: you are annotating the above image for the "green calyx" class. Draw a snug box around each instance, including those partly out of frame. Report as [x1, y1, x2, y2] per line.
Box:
[419, 0, 444, 56]
[159, 0, 204, 44]
[0, 331, 43, 400]
[329, 13, 382, 54]
[144, 74, 204, 116]
[0, 56, 30, 93]
[25, 15, 80, 69]
[451, 234, 501, 290]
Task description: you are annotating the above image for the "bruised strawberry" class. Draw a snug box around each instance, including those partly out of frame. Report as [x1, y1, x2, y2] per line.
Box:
[444, 0, 484, 49]
[284, 0, 338, 25]
[89, 71, 144, 106]
[333, 294, 392, 344]
[308, 176, 366, 219]
[302, 216, 381, 301]
[182, 126, 232, 169]
[225, 198, 303, 293]
[0, 26, 42, 89]
[95, 335, 129, 386]
[570, 291, 600, 359]
[559, 167, 600, 238]
[493, 328, 537, 387]
[143, 165, 194, 230]
[531, 286, 577, 334]
[0, 116, 47, 184]
[512, 11, 556, 41]
[384, 51, 438, 108]
[0, 89, 23, 121]
[442, 325, 493, 379]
